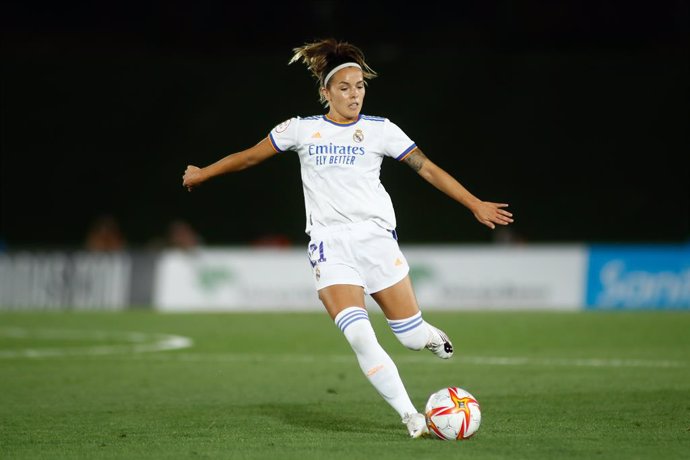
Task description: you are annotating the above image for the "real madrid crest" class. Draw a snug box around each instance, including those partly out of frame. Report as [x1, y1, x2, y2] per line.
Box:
[275, 119, 291, 133]
[353, 129, 364, 143]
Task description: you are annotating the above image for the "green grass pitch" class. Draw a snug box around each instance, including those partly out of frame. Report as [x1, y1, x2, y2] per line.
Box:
[1, 310, 689, 459]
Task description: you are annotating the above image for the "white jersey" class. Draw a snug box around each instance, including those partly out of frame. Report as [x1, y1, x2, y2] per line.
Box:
[269, 114, 417, 235]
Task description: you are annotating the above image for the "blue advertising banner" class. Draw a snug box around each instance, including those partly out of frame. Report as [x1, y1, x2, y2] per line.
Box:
[586, 245, 690, 309]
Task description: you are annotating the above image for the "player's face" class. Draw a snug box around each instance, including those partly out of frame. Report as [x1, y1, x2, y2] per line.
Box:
[323, 67, 365, 122]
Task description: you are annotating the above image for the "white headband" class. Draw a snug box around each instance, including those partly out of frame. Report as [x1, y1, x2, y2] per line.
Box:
[323, 62, 362, 86]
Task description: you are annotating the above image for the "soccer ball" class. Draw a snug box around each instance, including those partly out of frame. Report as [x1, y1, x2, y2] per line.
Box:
[424, 387, 481, 440]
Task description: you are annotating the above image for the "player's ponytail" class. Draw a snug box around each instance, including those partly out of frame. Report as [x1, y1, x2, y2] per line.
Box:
[289, 38, 377, 106]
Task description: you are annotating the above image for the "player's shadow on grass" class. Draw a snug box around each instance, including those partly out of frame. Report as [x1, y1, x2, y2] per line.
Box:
[259, 404, 401, 436]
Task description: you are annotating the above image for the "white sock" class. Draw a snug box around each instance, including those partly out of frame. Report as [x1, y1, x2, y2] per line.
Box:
[387, 311, 432, 351]
[334, 306, 417, 418]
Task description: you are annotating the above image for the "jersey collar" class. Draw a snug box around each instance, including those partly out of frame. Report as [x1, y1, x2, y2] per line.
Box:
[323, 114, 361, 126]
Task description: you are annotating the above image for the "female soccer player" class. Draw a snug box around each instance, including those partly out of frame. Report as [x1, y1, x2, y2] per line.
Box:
[182, 38, 514, 438]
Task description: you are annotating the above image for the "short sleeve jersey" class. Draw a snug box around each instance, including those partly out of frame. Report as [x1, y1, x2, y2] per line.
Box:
[268, 114, 417, 235]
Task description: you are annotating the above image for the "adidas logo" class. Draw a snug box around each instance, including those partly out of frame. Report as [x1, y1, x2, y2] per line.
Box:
[394, 258, 403, 266]
[311, 132, 321, 138]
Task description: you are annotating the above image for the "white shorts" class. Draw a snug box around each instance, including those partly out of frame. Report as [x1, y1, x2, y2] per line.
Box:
[307, 221, 410, 294]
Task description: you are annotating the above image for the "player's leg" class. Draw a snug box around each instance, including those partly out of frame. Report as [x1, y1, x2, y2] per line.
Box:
[319, 284, 425, 437]
[357, 224, 453, 359]
[371, 276, 454, 359]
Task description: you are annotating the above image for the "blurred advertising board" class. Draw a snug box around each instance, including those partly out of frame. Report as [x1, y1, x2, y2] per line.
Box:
[585, 244, 690, 309]
[402, 245, 586, 310]
[153, 246, 587, 311]
[0, 252, 131, 310]
[153, 249, 318, 311]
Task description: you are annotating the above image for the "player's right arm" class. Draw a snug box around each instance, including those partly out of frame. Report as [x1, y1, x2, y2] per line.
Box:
[182, 137, 278, 191]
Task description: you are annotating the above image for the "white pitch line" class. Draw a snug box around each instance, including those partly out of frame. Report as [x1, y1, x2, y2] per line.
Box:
[457, 355, 687, 368]
[0, 327, 193, 358]
[120, 352, 688, 368]
[1, 328, 685, 368]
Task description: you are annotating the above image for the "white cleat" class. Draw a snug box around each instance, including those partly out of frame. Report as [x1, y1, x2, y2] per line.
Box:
[402, 412, 429, 439]
[426, 325, 454, 359]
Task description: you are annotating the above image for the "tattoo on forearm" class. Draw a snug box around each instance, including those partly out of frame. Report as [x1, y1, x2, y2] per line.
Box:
[403, 149, 428, 173]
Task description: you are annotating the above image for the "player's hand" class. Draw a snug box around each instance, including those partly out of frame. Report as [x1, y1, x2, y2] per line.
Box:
[182, 165, 204, 192]
[472, 202, 514, 229]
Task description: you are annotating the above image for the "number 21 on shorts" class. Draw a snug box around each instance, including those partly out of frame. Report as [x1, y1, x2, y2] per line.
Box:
[308, 241, 327, 267]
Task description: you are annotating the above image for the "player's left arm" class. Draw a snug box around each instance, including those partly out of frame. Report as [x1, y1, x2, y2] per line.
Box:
[402, 148, 514, 229]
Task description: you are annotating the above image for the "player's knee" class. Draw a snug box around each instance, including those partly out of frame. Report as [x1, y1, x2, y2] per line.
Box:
[344, 325, 379, 353]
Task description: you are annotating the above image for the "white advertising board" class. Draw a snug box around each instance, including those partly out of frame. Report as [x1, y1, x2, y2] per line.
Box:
[154, 249, 319, 311]
[153, 245, 587, 311]
[401, 245, 586, 310]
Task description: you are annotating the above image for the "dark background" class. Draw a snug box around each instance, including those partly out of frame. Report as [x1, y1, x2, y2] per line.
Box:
[1, 1, 688, 249]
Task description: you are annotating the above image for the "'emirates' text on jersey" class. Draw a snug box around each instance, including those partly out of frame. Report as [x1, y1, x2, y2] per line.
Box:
[269, 114, 417, 235]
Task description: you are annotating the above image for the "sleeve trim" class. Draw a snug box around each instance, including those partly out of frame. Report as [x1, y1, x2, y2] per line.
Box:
[268, 132, 284, 153]
[396, 143, 418, 161]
